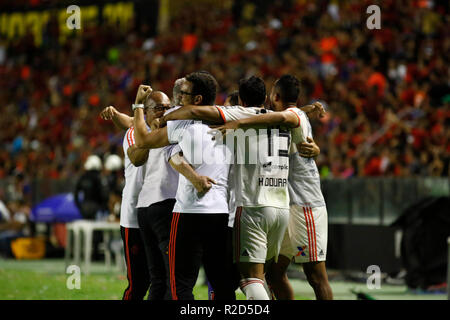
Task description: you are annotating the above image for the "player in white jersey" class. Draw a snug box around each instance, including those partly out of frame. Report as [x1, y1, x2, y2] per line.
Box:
[160, 76, 293, 300]
[214, 75, 332, 300]
[100, 89, 214, 300]
[101, 96, 155, 299]
[132, 71, 237, 300]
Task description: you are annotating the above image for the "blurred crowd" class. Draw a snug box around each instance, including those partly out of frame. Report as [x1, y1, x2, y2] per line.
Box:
[0, 0, 449, 209]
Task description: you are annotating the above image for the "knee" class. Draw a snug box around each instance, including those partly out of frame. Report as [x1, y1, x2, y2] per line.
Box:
[267, 270, 287, 285]
[305, 270, 328, 288]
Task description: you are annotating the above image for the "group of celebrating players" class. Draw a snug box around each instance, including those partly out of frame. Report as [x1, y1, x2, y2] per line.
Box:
[100, 71, 333, 300]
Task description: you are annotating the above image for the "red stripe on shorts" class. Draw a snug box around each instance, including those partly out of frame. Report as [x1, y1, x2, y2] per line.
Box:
[303, 206, 313, 262]
[309, 207, 317, 261]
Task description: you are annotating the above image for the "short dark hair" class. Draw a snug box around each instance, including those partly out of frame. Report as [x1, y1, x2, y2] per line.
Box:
[238, 76, 266, 107]
[275, 74, 300, 103]
[227, 91, 239, 105]
[185, 71, 218, 105]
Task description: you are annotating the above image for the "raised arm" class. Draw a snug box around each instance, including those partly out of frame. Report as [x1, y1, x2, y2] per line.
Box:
[160, 105, 223, 127]
[233, 101, 325, 129]
[100, 106, 133, 130]
[132, 85, 171, 149]
[237, 109, 300, 129]
[213, 109, 300, 135]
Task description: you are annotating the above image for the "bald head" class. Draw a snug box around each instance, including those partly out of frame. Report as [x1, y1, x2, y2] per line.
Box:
[144, 91, 171, 125]
[146, 91, 171, 107]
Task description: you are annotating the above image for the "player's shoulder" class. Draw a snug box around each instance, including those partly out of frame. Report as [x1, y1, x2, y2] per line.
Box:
[219, 105, 270, 113]
[287, 107, 309, 122]
[286, 106, 304, 115]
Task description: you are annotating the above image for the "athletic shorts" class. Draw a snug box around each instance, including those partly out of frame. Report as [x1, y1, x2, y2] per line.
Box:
[280, 205, 328, 263]
[233, 206, 289, 264]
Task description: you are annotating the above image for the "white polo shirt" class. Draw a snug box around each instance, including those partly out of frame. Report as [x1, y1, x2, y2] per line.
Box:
[166, 120, 230, 214]
[135, 142, 179, 209]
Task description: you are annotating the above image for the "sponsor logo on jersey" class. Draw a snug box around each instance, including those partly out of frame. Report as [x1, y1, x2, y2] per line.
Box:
[262, 162, 272, 168]
[296, 245, 307, 257]
[242, 249, 249, 257]
[262, 162, 289, 171]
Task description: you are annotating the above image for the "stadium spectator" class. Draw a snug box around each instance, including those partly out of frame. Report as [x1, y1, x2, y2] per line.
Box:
[0, 0, 448, 201]
[0, 199, 31, 258]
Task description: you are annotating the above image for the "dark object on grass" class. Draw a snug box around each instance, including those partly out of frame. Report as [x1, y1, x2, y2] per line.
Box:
[350, 289, 376, 300]
[391, 196, 450, 290]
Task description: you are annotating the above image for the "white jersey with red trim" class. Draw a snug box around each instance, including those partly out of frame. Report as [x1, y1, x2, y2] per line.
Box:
[135, 139, 179, 209]
[216, 106, 291, 209]
[285, 107, 325, 208]
[121, 127, 145, 228]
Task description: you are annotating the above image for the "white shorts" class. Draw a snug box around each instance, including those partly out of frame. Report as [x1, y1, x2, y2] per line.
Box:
[233, 206, 289, 264]
[280, 205, 328, 263]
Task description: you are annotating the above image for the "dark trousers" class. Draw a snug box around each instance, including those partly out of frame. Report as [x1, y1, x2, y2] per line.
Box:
[120, 226, 150, 300]
[169, 212, 236, 300]
[207, 226, 241, 300]
[137, 199, 175, 300]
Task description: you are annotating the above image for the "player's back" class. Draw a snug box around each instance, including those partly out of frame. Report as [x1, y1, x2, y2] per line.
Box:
[216, 106, 291, 209]
[286, 107, 325, 207]
[234, 124, 290, 209]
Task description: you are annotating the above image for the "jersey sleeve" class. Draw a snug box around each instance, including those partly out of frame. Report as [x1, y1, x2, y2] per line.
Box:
[215, 105, 260, 122]
[166, 120, 192, 144]
[123, 127, 135, 153]
[287, 107, 309, 144]
[286, 108, 302, 128]
[164, 144, 182, 162]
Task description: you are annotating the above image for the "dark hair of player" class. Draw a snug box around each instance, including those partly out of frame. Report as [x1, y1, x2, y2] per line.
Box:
[238, 76, 266, 107]
[185, 71, 218, 105]
[275, 74, 301, 103]
[227, 91, 239, 105]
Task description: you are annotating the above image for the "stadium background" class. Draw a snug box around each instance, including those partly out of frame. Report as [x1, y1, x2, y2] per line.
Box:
[0, 0, 448, 300]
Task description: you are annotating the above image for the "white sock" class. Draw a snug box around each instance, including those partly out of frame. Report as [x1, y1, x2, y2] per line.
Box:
[239, 278, 270, 300]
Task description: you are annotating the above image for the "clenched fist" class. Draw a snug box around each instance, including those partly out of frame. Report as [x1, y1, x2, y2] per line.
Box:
[135, 85, 152, 105]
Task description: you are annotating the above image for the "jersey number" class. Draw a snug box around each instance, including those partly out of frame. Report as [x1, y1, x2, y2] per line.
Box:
[267, 126, 290, 158]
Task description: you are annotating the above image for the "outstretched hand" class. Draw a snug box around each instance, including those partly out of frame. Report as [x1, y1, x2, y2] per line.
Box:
[302, 101, 326, 120]
[100, 106, 118, 120]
